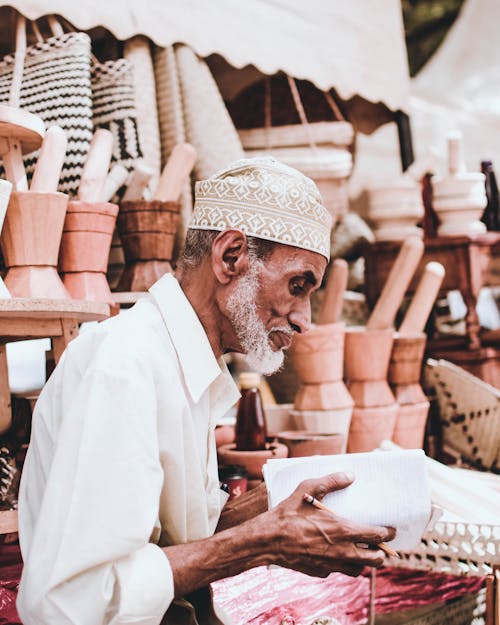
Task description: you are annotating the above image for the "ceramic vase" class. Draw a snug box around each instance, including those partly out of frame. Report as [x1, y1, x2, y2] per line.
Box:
[432, 173, 487, 237]
[59, 201, 118, 308]
[389, 333, 430, 449]
[217, 442, 288, 480]
[366, 178, 424, 241]
[1, 191, 69, 298]
[344, 326, 398, 452]
[117, 200, 180, 292]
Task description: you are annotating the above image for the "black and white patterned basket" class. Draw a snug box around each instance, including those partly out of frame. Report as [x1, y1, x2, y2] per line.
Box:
[91, 58, 143, 180]
[0, 32, 94, 197]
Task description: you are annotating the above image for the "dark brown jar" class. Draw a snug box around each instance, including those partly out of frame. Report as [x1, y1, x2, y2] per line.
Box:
[235, 372, 268, 451]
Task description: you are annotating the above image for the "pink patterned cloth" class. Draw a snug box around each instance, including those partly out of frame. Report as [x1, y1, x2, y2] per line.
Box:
[212, 566, 484, 625]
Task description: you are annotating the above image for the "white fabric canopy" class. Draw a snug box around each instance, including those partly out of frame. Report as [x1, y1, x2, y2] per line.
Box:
[2, 0, 410, 112]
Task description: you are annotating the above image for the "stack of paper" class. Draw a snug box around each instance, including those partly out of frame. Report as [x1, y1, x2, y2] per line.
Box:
[263, 449, 431, 551]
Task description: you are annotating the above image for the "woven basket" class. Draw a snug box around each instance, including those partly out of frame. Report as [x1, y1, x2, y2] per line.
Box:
[91, 58, 143, 180]
[154, 44, 192, 242]
[124, 36, 161, 193]
[425, 359, 500, 472]
[175, 44, 244, 180]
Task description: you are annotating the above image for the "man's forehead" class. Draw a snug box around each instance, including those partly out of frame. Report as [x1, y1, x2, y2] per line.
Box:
[265, 243, 327, 280]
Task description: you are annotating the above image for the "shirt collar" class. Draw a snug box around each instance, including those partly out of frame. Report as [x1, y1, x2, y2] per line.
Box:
[149, 274, 239, 409]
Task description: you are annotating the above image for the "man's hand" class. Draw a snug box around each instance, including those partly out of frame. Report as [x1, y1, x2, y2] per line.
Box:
[216, 482, 268, 532]
[264, 472, 395, 577]
[166, 472, 395, 597]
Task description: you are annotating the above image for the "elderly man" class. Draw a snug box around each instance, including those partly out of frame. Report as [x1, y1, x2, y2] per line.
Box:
[17, 158, 394, 625]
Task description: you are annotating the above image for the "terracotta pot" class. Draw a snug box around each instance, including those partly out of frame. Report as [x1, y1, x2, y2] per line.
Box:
[291, 407, 352, 441]
[217, 442, 288, 479]
[392, 402, 429, 449]
[294, 380, 353, 411]
[278, 430, 345, 457]
[264, 404, 295, 436]
[347, 404, 398, 453]
[117, 200, 180, 291]
[389, 333, 429, 449]
[389, 334, 427, 386]
[344, 327, 396, 408]
[1, 191, 69, 298]
[59, 201, 118, 306]
[291, 322, 345, 384]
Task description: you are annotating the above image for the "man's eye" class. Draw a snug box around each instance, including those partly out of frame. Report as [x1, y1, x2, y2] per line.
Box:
[290, 280, 306, 295]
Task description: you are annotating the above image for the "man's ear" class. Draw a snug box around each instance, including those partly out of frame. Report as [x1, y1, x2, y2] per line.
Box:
[211, 230, 249, 284]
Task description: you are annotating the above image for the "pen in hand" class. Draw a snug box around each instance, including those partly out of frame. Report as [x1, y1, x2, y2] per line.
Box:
[303, 492, 400, 558]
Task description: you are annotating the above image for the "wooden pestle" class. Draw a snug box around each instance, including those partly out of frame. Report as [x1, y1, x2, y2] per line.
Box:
[102, 164, 128, 202]
[153, 143, 197, 202]
[399, 262, 445, 335]
[366, 237, 424, 330]
[122, 159, 153, 201]
[30, 126, 67, 193]
[317, 258, 348, 325]
[78, 128, 114, 202]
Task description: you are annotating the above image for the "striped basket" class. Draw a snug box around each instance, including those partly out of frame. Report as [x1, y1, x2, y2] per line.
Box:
[0, 31, 93, 197]
[91, 58, 143, 180]
[425, 359, 500, 472]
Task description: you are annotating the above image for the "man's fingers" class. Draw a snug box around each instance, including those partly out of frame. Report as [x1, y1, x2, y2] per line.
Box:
[348, 523, 396, 545]
[303, 472, 355, 500]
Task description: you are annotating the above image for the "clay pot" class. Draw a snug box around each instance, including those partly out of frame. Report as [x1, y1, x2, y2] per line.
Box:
[347, 404, 399, 453]
[117, 200, 180, 291]
[59, 201, 118, 307]
[344, 327, 396, 407]
[389, 333, 430, 449]
[263, 404, 295, 436]
[1, 191, 69, 298]
[291, 322, 345, 384]
[217, 442, 288, 480]
[432, 173, 487, 237]
[278, 430, 345, 457]
[294, 381, 353, 411]
[291, 407, 352, 441]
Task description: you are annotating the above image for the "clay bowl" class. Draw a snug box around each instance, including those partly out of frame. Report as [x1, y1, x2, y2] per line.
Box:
[389, 332, 427, 386]
[277, 430, 345, 457]
[217, 442, 288, 479]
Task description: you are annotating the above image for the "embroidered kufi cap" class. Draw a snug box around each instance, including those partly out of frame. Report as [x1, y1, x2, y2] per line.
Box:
[190, 157, 332, 260]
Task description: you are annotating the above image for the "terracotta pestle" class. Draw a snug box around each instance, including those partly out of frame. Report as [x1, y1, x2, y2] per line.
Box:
[390, 262, 445, 448]
[345, 238, 423, 452]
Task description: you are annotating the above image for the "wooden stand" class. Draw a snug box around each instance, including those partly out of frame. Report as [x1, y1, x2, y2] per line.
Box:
[364, 234, 500, 386]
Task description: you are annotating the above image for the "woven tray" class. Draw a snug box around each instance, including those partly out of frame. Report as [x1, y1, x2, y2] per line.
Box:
[396, 520, 500, 577]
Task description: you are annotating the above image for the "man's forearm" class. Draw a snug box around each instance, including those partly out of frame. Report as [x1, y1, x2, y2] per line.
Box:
[216, 482, 268, 532]
[165, 510, 276, 597]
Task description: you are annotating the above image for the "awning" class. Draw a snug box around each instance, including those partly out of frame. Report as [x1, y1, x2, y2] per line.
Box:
[1, 0, 411, 114]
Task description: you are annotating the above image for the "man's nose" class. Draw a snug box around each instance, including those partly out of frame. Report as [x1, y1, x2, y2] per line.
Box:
[288, 298, 312, 334]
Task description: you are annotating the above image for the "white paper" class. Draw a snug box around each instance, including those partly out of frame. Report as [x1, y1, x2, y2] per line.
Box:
[263, 449, 431, 551]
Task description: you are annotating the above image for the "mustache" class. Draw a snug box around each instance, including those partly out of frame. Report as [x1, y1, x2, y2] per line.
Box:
[268, 326, 294, 337]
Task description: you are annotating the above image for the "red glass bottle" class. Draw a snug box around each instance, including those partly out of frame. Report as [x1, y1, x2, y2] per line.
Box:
[235, 372, 267, 451]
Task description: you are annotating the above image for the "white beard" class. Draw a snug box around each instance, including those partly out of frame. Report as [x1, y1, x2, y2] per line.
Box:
[226, 260, 291, 376]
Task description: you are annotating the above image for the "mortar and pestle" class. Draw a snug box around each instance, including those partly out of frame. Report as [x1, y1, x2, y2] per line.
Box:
[117, 143, 197, 291]
[0, 114, 71, 299]
[345, 237, 424, 452]
[390, 262, 445, 448]
[289, 259, 353, 453]
[58, 129, 119, 309]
